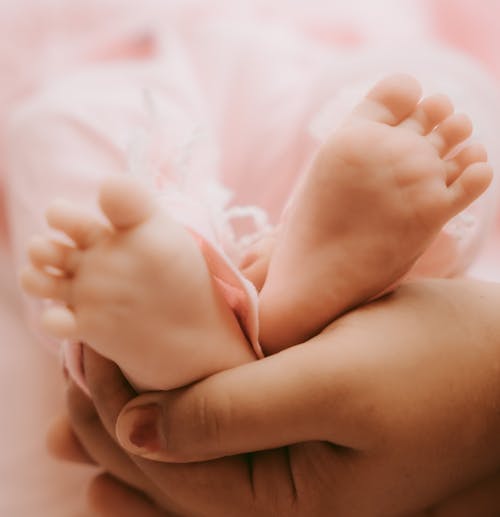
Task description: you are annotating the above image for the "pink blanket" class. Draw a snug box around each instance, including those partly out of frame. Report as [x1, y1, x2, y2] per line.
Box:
[1, 1, 500, 515]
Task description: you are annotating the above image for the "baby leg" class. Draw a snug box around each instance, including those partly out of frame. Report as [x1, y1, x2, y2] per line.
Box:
[259, 74, 492, 353]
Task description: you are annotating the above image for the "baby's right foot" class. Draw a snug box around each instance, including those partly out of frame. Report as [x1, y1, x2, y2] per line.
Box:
[21, 176, 255, 391]
[259, 74, 493, 354]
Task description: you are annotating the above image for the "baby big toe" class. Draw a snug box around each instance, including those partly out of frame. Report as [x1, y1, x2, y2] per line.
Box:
[41, 306, 78, 339]
[28, 236, 80, 275]
[352, 74, 422, 126]
[99, 176, 154, 230]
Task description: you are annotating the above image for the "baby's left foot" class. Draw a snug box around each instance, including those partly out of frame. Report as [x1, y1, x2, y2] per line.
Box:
[259, 74, 493, 354]
[20, 176, 254, 390]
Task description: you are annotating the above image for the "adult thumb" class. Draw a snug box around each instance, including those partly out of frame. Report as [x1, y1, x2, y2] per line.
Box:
[115, 332, 365, 462]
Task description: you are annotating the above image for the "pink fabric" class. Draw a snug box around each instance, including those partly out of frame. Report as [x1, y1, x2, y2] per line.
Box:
[1, 1, 500, 515]
[0, 243, 90, 516]
[5, 2, 500, 360]
[424, 0, 500, 280]
[426, 0, 500, 82]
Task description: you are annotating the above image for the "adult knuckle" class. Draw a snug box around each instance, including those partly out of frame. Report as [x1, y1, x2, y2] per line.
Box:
[164, 391, 228, 462]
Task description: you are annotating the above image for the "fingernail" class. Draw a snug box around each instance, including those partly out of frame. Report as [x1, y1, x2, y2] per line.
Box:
[117, 404, 162, 453]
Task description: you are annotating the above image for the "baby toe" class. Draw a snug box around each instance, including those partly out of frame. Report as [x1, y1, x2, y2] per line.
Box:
[46, 200, 105, 249]
[19, 266, 72, 302]
[446, 162, 493, 216]
[445, 143, 488, 185]
[400, 94, 454, 135]
[28, 236, 80, 275]
[98, 175, 155, 230]
[41, 306, 78, 339]
[428, 113, 473, 157]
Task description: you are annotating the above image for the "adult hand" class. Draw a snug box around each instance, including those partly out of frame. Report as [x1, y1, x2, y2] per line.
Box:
[54, 279, 500, 516]
[47, 408, 174, 516]
[49, 406, 500, 517]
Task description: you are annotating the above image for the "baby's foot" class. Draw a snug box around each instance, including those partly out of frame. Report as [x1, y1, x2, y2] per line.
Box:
[21, 176, 255, 390]
[259, 74, 493, 354]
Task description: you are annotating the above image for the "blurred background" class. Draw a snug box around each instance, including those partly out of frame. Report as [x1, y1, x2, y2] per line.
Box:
[0, 1, 498, 515]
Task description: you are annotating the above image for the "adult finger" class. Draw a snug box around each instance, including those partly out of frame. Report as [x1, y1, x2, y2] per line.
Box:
[88, 473, 170, 517]
[82, 345, 137, 437]
[66, 379, 152, 495]
[46, 413, 96, 465]
[113, 326, 372, 462]
[83, 346, 289, 516]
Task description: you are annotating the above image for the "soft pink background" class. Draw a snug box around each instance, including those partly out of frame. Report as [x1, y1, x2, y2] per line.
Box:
[0, 1, 499, 515]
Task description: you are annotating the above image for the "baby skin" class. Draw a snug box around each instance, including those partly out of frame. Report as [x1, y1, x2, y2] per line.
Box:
[258, 74, 492, 353]
[20, 75, 492, 391]
[21, 186, 256, 391]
